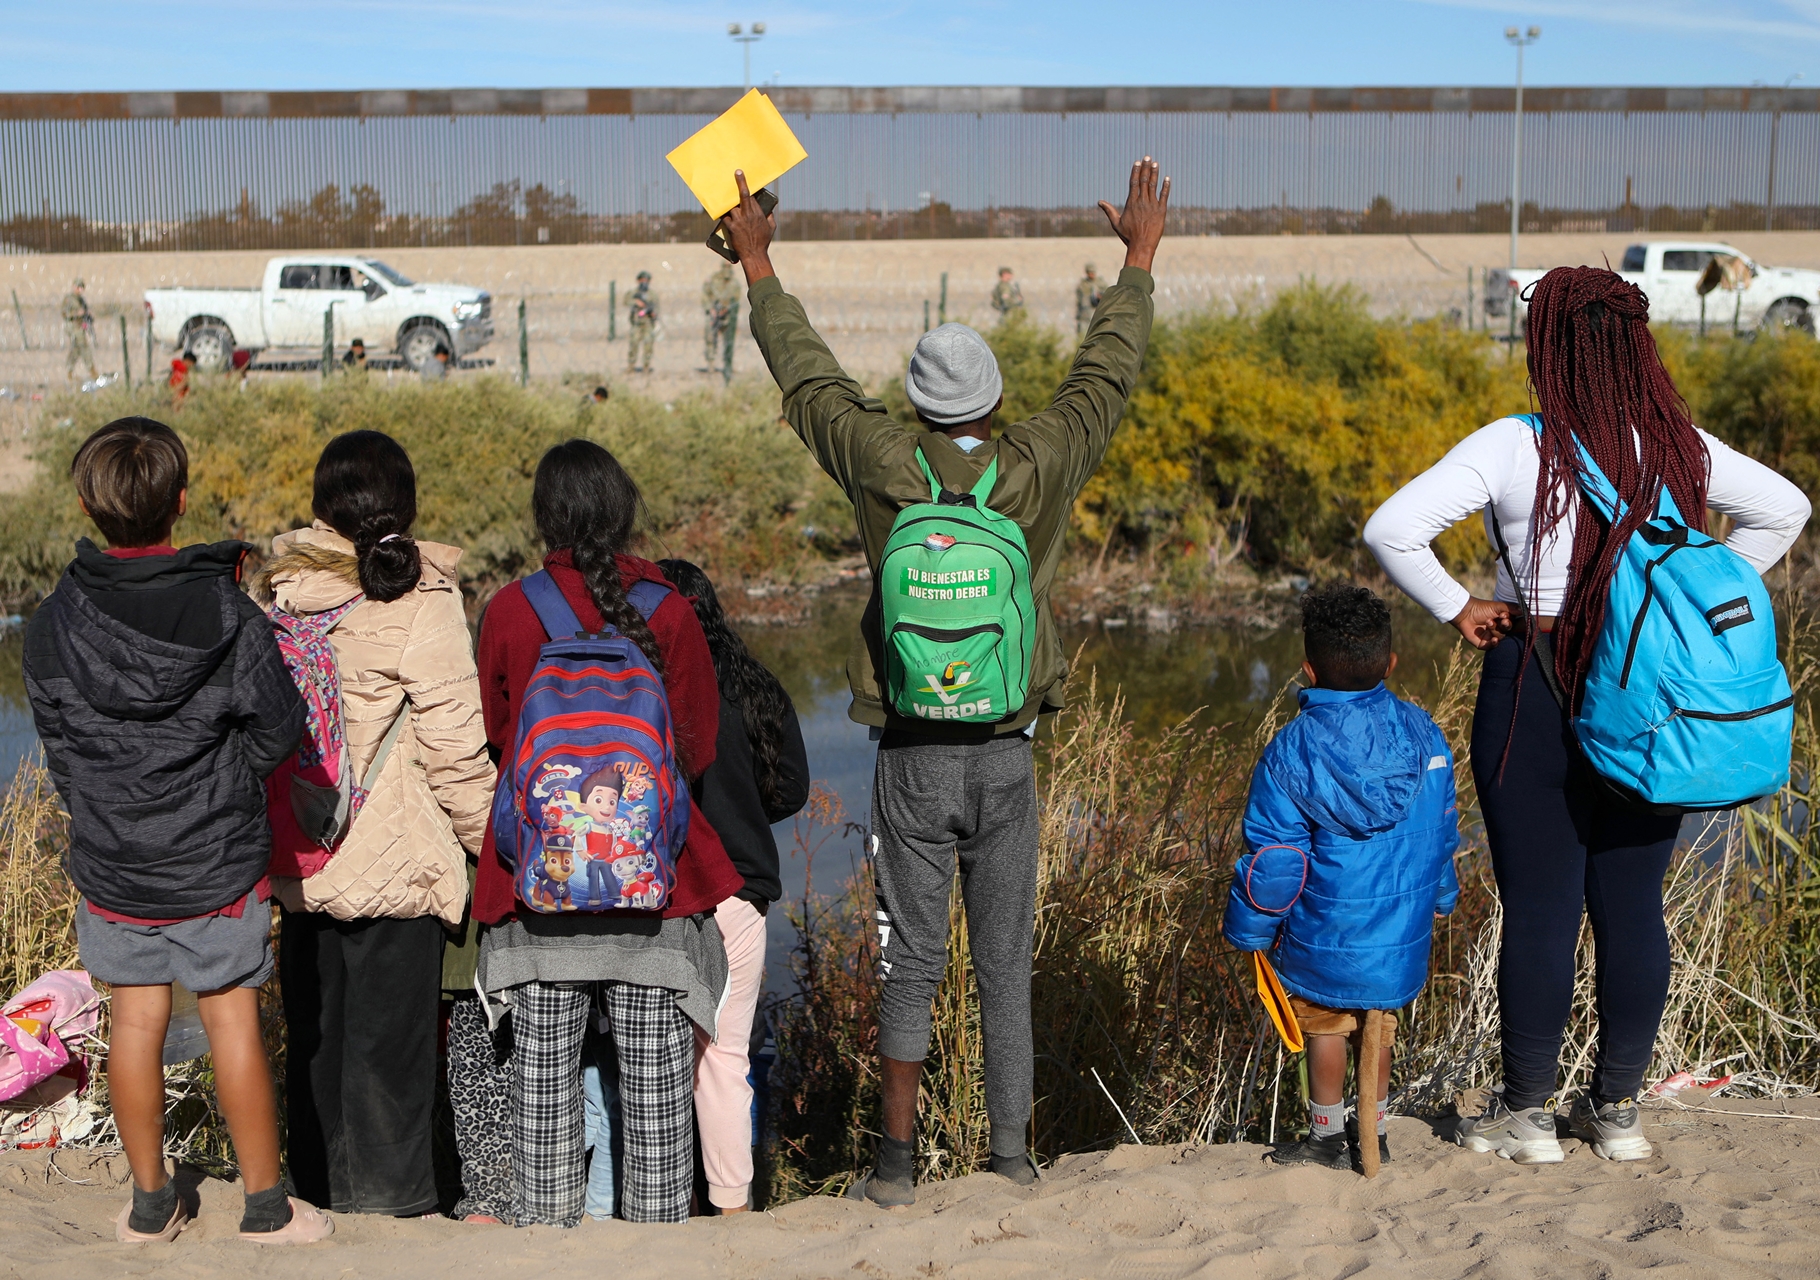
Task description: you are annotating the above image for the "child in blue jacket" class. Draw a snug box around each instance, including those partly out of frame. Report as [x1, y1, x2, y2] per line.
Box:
[1222, 584, 1460, 1171]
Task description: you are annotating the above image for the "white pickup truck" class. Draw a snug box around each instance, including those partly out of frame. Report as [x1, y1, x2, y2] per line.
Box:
[145, 256, 494, 371]
[1486, 241, 1820, 335]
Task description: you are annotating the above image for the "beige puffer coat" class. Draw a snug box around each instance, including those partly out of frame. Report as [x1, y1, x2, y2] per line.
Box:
[258, 523, 494, 926]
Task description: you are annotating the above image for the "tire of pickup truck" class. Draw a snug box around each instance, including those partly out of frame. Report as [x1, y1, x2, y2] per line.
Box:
[180, 321, 235, 372]
[1763, 299, 1816, 336]
[398, 322, 451, 372]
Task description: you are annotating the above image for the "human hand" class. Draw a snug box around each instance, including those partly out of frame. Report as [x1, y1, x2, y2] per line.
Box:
[1098, 157, 1171, 273]
[1449, 597, 1524, 650]
[721, 170, 777, 286]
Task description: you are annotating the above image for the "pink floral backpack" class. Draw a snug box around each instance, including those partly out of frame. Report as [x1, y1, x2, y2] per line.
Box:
[266, 598, 408, 877]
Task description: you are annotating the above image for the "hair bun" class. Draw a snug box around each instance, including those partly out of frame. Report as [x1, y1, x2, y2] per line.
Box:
[355, 531, 422, 603]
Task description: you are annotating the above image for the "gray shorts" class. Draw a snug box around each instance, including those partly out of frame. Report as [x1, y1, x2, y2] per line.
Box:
[75, 889, 275, 992]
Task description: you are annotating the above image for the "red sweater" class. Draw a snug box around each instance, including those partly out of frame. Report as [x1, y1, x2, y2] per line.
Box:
[473, 551, 742, 923]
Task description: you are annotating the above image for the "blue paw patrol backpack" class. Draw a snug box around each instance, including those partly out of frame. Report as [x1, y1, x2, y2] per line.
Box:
[491, 571, 689, 913]
[1518, 414, 1792, 811]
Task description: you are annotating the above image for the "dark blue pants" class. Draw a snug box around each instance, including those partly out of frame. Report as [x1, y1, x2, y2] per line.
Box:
[1471, 638, 1682, 1109]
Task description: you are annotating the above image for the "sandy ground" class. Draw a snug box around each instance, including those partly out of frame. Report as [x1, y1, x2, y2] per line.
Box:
[5, 1099, 1820, 1279]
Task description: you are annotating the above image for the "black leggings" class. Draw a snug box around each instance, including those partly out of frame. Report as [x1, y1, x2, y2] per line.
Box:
[1471, 638, 1682, 1109]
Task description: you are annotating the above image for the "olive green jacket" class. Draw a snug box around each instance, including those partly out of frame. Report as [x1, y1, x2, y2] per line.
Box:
[748, 266, 1155, 737]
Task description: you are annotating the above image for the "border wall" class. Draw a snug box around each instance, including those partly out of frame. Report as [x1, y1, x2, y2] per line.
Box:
[3, 85, 1818, 252]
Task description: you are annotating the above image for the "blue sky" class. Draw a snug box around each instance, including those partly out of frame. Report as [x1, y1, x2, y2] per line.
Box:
[4, 1, 1816, 91]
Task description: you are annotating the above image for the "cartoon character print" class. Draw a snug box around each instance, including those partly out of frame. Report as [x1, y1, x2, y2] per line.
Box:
[610, 850, 662, 907]
[528, 843, 578, 912]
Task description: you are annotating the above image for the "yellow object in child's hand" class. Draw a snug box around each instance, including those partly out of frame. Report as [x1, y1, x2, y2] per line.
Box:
[1252, 952, 1304, 1052]
[666, 89, 808, 218]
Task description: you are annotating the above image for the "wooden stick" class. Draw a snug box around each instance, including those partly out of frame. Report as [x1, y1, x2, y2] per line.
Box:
[1357, 1010, 1383, 1179]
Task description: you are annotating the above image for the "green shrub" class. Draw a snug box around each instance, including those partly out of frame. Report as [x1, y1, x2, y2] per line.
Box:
[0, 375, 846, 602]
[1663, 327, 1820, 500]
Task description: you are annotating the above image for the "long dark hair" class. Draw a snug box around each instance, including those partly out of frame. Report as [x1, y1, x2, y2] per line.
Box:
[658, 558, 796, 812]
[532, 439, 665, 681]
[1525, 266, 1710, 706]
[312, 430, 422, 602]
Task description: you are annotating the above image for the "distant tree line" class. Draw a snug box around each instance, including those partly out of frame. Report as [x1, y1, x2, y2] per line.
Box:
[5, 184, 1817, 254]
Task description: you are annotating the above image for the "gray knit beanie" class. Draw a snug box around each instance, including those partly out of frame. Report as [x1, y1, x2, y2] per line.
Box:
[904, 323, 1003, 426]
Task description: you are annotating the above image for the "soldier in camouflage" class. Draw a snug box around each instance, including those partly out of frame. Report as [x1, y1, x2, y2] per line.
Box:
[62, 279, 97, 382]
[990, 267, 1024, 318]
[627, 270, 658, 374]
[1075, 264, 1103, 336]
[701, 263, 739, 372]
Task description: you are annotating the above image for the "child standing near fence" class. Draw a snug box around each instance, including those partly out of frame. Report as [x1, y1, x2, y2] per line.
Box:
[22, 417, 329, 1243]
[1221, 584, 1460, 1173]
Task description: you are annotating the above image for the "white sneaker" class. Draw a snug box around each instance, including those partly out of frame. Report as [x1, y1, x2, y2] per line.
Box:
[1568, 1094, 1653, 1161]
[1454, 1089, 1565, 1164]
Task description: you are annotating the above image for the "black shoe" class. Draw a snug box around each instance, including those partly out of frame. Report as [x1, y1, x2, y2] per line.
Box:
[1268, 1131, 1352, 1170]
[1347, 1118, 1392, 1167]
[989, 1152, 1039, 1186]
[845, 1168, 915, 1207]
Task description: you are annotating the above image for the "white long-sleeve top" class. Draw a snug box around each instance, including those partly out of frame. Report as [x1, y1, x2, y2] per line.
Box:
[1363, 416, 1811, 624]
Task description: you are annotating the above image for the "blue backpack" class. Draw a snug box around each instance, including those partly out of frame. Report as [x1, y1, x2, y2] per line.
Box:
[1516, 413, 1792, 811]
[491, 571, 690, 913]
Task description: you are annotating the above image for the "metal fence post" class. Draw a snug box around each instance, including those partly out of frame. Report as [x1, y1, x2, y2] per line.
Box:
[518, 297, 529, 387]
[923, 299, 931, 332]
[10, 290, 28, 350]
[609, 281, 617, 341]
[722, 298, 737, 385]
[321, 303, 335, 378]
[144, 313, 153, 385]
[938, 272, 948, 326]
[1465, 268, 1474, 332]
[119, 314, 130, 387]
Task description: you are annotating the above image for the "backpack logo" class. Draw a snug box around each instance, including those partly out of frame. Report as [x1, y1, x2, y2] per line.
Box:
[923, 533, 956, 551]
[1704, 597, 1754, 635]
[920, 661, 973, 704]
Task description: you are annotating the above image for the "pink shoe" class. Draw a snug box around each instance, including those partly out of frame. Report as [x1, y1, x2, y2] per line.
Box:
[239, 1197, 334, 1245]
[114, 1199, 189, 1243]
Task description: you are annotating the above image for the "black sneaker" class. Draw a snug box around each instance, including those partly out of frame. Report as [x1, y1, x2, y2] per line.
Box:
[845, 1168, 915, 1207]
[989, 1152, 1039, 1186]
[1268, 1131, 1352, 1171]
[1347, 1118, 1392, 1167]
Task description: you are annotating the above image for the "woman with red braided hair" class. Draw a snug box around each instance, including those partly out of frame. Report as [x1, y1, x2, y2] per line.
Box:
[1365, 266, 1808, 1165]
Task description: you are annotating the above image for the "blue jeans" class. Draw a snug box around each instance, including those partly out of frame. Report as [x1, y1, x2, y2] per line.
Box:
[581, 1033, 621, 1220]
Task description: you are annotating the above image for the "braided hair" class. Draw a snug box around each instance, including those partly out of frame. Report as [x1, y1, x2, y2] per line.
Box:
[1525, 266, 1710, 707]
[658, 558, 797, 813]
[531, 439, 666, 684]
[311, 430, 422, 602]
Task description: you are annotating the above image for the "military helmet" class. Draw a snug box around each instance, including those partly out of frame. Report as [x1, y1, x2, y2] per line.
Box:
[1084, 263, 1096, 274]
[73, 278, 85, 289]
[998, 266, 1012, 276]
[636, 270, 652, 282]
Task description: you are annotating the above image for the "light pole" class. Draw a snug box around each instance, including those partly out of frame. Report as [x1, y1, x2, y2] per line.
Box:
[1505, 25, 1540, 272]
[728, 22, 766, 92]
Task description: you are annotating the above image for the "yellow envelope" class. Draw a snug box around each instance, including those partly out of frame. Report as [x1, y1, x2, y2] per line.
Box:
[666, 89, 808, 219]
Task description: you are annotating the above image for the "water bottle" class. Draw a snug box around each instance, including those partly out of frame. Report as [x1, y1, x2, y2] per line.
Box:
[160, 983, 209, 1065]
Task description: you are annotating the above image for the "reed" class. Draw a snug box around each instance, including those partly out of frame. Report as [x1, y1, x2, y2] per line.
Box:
[766, 593, 1820, 1200]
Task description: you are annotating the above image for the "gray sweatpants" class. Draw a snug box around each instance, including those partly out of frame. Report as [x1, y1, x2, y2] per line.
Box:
[870, 731, 1038, 1159]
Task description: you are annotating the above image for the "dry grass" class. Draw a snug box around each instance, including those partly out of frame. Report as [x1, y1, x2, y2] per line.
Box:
[765, 593, 1820, 1201]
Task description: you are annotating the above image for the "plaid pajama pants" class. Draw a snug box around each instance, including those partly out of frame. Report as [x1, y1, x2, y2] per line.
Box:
[511, 981, 695, 1226]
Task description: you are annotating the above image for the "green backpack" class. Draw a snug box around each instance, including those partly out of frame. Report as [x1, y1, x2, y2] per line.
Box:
[878, 448, 1036, 725]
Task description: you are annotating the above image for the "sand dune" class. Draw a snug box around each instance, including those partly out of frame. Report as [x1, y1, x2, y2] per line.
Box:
[6, 1096, 1819, 1279]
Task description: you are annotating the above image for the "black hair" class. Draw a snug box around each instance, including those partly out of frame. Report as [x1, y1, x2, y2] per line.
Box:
[657, 558, 797, 813]
[532, 438, 667, 687]
[350, 337, 365, 348]
[592, 385, 610, 400]
[311, 430, 422, 603]
[1300, 583, 1392, 691]
[180, 349, 196, 363]
[434, 343, 451, 359]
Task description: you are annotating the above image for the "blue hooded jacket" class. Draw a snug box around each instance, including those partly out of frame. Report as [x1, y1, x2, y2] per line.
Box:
[1221, 683, 1460, 1010]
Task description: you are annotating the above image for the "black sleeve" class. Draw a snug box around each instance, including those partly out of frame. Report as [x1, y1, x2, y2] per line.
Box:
[230, 597, 305, 779]
[762, 701, 812, 825]
[21, 615, 71, 794]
